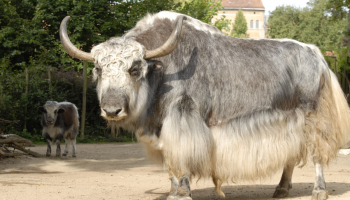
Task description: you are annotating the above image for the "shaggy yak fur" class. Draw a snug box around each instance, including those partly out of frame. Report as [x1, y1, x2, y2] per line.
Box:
[65, 11, 350, 200]
[38, 101, 79, 157]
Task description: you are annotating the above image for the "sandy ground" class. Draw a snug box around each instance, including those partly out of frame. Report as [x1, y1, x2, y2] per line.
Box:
[1, 143, 350, 200]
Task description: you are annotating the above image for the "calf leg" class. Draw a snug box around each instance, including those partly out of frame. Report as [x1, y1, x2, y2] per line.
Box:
[56, 140, 61, 157]
[62, 138, 69, 156]
[311, 162, 327, 200]
[46, 140, 52, 157]
[167, 171, 192, 200]
[273, 159, 296, 198]
[45, 134, 52, 157]
[72, 138, 77, 157]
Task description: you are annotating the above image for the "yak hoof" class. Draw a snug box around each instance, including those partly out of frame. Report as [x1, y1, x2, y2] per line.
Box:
[72, 154, 76, 158]
[62, 153, 67, 156]
[166, 196, 192, 200]
[178, 197, 192, 200]
[311, 190, 328, 200]
[46, 153, 51, 157]
[273, 187, 289, 198]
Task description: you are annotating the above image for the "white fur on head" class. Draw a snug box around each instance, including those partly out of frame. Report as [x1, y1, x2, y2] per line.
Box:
[91, 37, 148, 82]
[91, 37, 152, 122]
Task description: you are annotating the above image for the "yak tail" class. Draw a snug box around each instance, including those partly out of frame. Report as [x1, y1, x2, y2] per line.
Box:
[329, 70, 350, 148]
[308, 69, 350, 165]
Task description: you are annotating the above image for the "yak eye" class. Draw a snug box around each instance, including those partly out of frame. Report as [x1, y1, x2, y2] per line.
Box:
[129, 68, 139, 77]
[129, 61, 142, 77]
[54, 109, 57, 114]
[95, 67, 102, 74]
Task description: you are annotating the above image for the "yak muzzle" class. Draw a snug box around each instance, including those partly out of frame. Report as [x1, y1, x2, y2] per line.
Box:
[101, 107, 127, 121]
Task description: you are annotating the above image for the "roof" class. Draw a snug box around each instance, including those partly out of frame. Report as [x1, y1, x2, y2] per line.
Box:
[325, 51, 336, 57]
[221, 0, 265, 9]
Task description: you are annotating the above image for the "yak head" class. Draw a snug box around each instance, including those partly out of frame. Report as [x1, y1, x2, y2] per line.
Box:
[59, 15, 186, 122]
[38, 101, 65, 125]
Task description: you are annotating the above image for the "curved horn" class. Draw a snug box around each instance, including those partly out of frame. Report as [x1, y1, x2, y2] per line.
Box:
[144, 16, 187, 59]
[59, 16, 94, 61]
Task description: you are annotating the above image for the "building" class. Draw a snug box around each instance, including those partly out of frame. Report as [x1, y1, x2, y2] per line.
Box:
[213, 0, 265, 38]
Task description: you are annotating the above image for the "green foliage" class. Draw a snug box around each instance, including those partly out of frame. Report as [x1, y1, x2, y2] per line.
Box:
[0, 0, 43, 70]
[174, 0, 223, 24]
[0, 0, 174, 71]
[214, 15, 231, 33]
[230, 9, 249, 38]
[325, 0, 350, 48]
[325, 0, 350, 21]
[268, 0, 347, 50]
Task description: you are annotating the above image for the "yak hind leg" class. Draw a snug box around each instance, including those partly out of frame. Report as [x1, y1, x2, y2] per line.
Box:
[212, 176, 225, 197]
[167, 172, 192, 200]
[311, 162, 328, 200]
[273, 159, 296, 198]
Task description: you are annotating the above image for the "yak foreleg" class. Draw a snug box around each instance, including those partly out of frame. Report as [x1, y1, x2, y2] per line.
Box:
[273, 159, 296, 198]
[311, 162, 328, 200]
[167, 171, 192, 200]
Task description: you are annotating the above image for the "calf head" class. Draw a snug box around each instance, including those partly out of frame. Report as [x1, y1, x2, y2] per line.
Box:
[38, 101, 65, 125]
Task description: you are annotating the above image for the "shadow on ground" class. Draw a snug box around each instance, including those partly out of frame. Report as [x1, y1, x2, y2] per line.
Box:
[146, 182, 350, 200]
[0, 143, 162, 173]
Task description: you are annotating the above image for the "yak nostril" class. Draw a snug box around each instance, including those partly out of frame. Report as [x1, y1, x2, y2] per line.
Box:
[103, 108, 123, 117]
[115, 109, 122, 116]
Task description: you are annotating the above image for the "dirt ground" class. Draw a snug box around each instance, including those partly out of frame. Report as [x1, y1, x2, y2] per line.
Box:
[1, 143, 350, 200]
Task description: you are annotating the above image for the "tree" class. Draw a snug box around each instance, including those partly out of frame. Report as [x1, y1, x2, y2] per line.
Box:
[214, 15, 232, 33]
[0, 0, 174, 71]
[268, 0, 346, 50]
[174, 0, 223, 24]
[230, 9, 249, 38]
[326, 0, 350, 47]
[0, 0, 43, 70]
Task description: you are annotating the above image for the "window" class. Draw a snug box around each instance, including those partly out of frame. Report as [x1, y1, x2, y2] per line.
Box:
[256, 20, 259, 29]
[250, 20, 253, 28]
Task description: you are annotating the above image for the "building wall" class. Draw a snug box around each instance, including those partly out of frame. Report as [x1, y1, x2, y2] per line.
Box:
[213, 9, 265, 38]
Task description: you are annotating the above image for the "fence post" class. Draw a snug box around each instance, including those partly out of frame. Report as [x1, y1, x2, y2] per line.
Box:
[24, 67, 28, 130]
[334, 57, 339, 81]
[80, 61, 87, 138]
[111, 123, 116, 138]
[47, 66, 51, 98]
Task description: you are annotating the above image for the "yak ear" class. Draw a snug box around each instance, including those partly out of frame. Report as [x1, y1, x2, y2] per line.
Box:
[58, 108, 65, 114]
[146, 60, 164, 72]
[38, 106, 46, 114]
